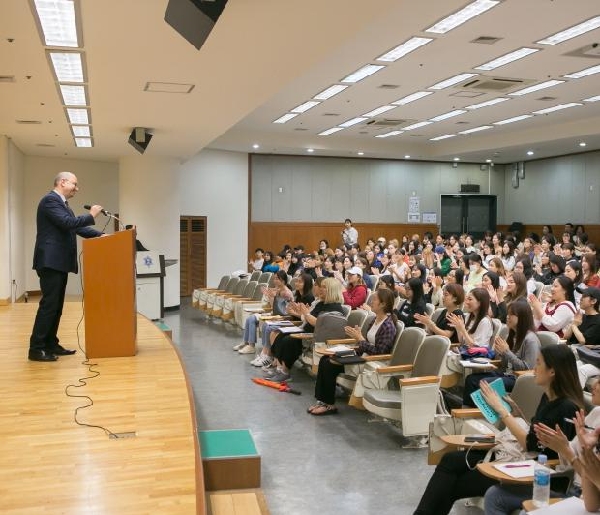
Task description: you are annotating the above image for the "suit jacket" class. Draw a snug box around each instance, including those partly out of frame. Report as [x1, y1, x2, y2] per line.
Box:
[33, 191, 102, 273]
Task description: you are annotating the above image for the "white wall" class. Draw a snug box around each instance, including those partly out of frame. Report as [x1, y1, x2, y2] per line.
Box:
[0, 136, 9, 301]
[8, 140, 25, 301]
[24, 156, 119, 294]
[179, 149, 248, 286]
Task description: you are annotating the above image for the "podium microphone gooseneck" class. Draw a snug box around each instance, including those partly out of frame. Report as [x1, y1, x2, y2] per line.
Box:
[83, 204, 125, 230]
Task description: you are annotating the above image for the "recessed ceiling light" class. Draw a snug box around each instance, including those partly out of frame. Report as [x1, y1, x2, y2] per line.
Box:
[313, 84, 349, 100]
[465, 97, 509, 110]
[357, 151, 365, 156]
[71, 125, 90, 137]
[404, 155, 411, 159]
[362, 105, 397, 117]
[429, 109, 467, 122]
[425, 0, 500, 34]
[290, 100, 320, 113]
[307, 148, 315, 153]
[375, 130, 403, 138]
[403, 121, 433, 131]
[475, 47, 539, 71]
[430, 134, 456, 141]
[74, 137, 92, 148]
[49, 52, 84, 83]
[458, 125, 493, 134]
[340, 64, 385, 84]
[429, 73, 477, 90]
[583, 95, 600, 102]
[66, 107, 89, 125]
[252, 144, 260, 149]
[563, 64, 600, 79]
[493, 114, 532, 125]
[579, 142, 587, 147]
[537, 16, 600, 45]
[453, 157, 461, 161]
[339, 117, 368, 128]
[273, 113, 299, 124]
[60, 84, 86, 106]
[532, 103, 582, 115]
[526, 150, 534, 156]
[392, 91, 433, 105]
[376, 37, 433, 62]
[33, 0, 79, 47]
[508, 80, 564, 96]
[486, 159, 492, 163]
[318, 127, 345, 136]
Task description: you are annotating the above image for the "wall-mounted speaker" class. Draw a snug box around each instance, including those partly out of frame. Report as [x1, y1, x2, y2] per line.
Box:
[165, 0, 228, 50]
[518, 161, 525, 179]
[128, 127, 153, 154]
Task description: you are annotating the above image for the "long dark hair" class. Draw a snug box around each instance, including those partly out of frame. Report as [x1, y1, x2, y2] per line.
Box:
[406, 277, 425, 307]
[376, 288, 398, 326]
[506, 300, 534, 354]
[506, 271, 528, 306]
[554, 275, 575, 304]
[274, 270, 288, 285]
[466, 287, 490, 335]
[484, 271, 500, 290]
[294, 273, 313, 301]
[540, 345, 584, 409]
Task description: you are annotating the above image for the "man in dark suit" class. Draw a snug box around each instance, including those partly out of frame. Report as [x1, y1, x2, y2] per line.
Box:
[28, 172, 104, 362]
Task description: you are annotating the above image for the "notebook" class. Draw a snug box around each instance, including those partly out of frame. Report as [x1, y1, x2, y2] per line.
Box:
[470, 378, 512, 424]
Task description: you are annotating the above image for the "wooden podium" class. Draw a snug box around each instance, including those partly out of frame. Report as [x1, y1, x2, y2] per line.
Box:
[82, 230, 137, 358]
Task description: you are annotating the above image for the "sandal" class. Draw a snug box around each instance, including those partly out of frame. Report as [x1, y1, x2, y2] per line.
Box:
[307, 401, 326, 413]
[310, 404, 338, 416]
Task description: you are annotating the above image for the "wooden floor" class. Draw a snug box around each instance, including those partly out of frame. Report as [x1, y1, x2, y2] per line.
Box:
[209, 490, 269, 515]
[0, 302, 202, 514]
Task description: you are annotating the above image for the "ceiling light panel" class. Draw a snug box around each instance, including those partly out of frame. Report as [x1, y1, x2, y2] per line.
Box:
[49, 51, 84, 82]
[508, 80, 564, 96]
[341, 64, 385, 84]
[430, 134, 456, 141]
[33, 0, 80, 47]
[376, 37, 433, 62]
[474, 47, 539, 71]
[313, 84, 348, 100]
[362, 105, 397, 117]
[392, 91, 433, 105]
[583, 95, 600, 102]
[375, 130, 403, 138]
[71, 125, 90, 137]
[290, 100, 320, 113]
[66, 108, 88, 124]
[532, 102, 582, 115]
[273, 113, 299, 124]
[319, 127, 345, 136]
[74, 137, 92, 147]
[563, 64, 600, 79]
[537, 16, 600, 45]
[339, 117, 368, 128]
[59, 84, 86, 106]
[429, 109, 466, 122]
[493, 114, 532, 125]
[465, 97, 509, 109]
[425, 0, 500, 34]
[403, 121, 433, 131]
[429, 73, 477, 90]
[458, 125, 493, 134]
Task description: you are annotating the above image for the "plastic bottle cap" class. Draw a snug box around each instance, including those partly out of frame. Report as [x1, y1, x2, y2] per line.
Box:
[538, 454, 548, 464]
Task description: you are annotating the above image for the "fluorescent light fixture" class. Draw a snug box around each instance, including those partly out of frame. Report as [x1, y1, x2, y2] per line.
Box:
[392, 91, 433, 105]
[362, 105, 397, 117]
[290, 100, 320, 113]
[564, 64, 600, 79]
[508, 80, 564, 96]
[584, 95, 600, 102]
[403, 121, 433, 131]
[486, 159, 492, 163]
[430, 134, 456, 141]
[580, 142, 587, 147]
[474, 47, 539, 71]
[532, 102, 582, 115]
[59, 84, 86, 106]
[429, 73, 477, 90]
[453, 157, 461, 161]
[49, 52, 84, 82]
[313, 84, 348, 100]
[74, 137, 92, 147]
[425, 0, 500, 34]
[429, 109, 466, 122]
[459, 125, 493, 134]
[357, 151, 365, 156]
[66, 107, 88, 124]
[375, 130, 403, 138]
[273, 113, 299, 124]
[376, 37, 433, 62]
[537, 16, 600, 45]
[526, 150, 534, 156]
[341, 64, 385, 84]
[71, 125, 90, 137]
[493, 114, 532, 125]
[252, 144, 260, 149]
[318, 127, 345, 136]
[33, 0, 79, 47]
[404, 155, 411, 159]
[465, 97, 509, 110]
[339, 117, 368, 128]
[307, 148, 315, 153]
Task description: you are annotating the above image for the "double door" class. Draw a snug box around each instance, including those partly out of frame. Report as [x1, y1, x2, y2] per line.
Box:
[440, 195, 496, 239]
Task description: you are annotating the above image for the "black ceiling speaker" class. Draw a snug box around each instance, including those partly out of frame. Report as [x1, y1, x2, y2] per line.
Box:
[128, 127, 153, 154]
[165, 0, 229, 50]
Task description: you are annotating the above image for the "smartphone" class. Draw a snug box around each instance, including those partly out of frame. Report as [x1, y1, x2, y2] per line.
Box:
[464, 435, 495, 444]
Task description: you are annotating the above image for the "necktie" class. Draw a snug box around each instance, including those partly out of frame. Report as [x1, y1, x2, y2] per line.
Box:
[65, 201, 74, 215]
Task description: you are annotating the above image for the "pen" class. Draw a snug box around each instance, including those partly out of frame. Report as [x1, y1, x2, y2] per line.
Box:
[563, 417, 594, 431]
[504, 464, 531, 468]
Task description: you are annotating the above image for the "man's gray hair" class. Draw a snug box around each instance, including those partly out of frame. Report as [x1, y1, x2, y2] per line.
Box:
[54, 171, 73, 186]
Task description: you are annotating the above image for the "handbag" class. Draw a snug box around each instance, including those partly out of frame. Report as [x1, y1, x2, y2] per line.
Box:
[483, 417, 537, 463]
[577, 346, 600, 368]
[428, 391, 463, 465]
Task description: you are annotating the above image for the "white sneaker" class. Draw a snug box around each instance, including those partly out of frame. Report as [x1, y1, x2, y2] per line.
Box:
[261, 361, 275, 372]
[250, 355, 264, 366]
[238, 344, 256, 355]
[233, 342, 245, 351]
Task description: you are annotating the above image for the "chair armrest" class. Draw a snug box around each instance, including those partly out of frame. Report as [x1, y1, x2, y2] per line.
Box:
[326, 338, 357, 345]
[515, 370, 534, 377]
[260, 315, 283, 320]
[489, 359, 502, 366]
[376, 364, 413, 374]
[363, 354, 392, 362]
[290, 333, 314, 340]
[451, 408, 485, 419]
[399, 375, 439, 387]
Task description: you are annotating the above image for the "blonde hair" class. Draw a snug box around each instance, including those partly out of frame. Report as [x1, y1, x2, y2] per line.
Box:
[322, 277, 344, 304]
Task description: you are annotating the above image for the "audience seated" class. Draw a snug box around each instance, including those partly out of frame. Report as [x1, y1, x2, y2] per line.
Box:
[529, 275, 577, 338]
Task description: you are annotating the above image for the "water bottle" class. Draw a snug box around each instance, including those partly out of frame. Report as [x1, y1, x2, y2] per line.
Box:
[532, 454, 550, 507]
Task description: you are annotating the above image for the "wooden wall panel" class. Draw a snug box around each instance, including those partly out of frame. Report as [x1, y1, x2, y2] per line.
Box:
[498, 224, 600, 245]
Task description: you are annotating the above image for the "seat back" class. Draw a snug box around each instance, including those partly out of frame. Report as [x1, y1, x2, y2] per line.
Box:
[360, 312, 377, 339]
[341, 304, 352, 317]
[490, 318, 502, 344]
[257, 272, 272, 285]
[347, 309, 368, 330]
[241, 281, 257, 298]
[216, 275, 230, 290]
[267, 274, 277, 287]
[425, 303, 435, 317]
[498, 323, 509, 341]
[431, 308, 445, 324]
[389, 326, 424, 366]
[534, 281, 545, 299]
[314, 311, 348, 342]
[536, 330, 560, 348]
[252, 283, 267, 301]
[510, 374, 544, 421]
[232, 279, 248, 295]
[249, 270, 261, 282]
[411, 335, 451, 377]
[224, 276, 240, 293]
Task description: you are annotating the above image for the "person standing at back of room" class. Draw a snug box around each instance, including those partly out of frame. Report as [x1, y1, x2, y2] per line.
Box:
[341, 218, 358, 249]
[28, 171, 104, 362]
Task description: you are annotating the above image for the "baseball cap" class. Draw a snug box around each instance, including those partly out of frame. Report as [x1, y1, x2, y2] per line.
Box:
[582, 286, 600, 305]
[347, 266, 363, 277]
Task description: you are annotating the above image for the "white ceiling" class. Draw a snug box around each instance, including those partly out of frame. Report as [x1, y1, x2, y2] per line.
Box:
[1, 0, 600, 164]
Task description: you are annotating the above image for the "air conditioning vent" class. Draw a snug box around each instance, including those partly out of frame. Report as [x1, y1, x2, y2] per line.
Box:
[366, 118, 406, 127]
[462, 77, 526, 91]
[36, 143, 55, 147]
[322, 113, 340, 117]
[471, 36, 502, 45]
[378, 84, 400, 89]
[16, 120, 42, 124]
[0, 75, 16, 83]
[294, 127, 308, 131]
[537, 96, 558, 101]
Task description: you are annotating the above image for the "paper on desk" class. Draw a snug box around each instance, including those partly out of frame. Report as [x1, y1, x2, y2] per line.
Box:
[326, 345, 354, 352]
[460, 360, 496, 369]
[244, 306, 266, 312]
[277, 325, 303, 334]
[494, 460, 553, 479]
[525, 496, 586, 514]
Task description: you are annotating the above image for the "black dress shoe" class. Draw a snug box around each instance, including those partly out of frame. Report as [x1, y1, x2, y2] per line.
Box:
[28, 349, 58, 362]
[48, 345, 76, 356]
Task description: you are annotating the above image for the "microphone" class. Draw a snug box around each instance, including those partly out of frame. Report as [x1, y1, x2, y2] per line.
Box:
[83, 204, 111, 216]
